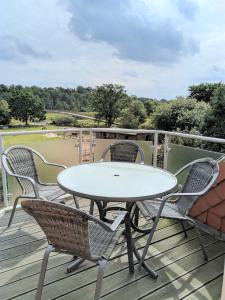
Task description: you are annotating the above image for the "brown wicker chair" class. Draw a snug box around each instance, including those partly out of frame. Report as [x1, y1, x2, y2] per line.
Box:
[21, 199, 126, 300]
[2, 145, 78, 227]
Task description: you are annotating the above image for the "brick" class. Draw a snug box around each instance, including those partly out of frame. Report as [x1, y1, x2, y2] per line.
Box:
[215, 180, 225, 199]
[196, 211, 207, 223]
[207, 211, 222, 230]
[216, 162, 225, 184]
[211, 201, 225, 217]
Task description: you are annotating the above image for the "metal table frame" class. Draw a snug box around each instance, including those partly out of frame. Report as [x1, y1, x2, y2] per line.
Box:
[57, 162, 177, 278]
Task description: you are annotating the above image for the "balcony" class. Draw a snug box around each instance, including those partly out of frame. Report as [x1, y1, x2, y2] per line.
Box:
[0, 128, 224, 300]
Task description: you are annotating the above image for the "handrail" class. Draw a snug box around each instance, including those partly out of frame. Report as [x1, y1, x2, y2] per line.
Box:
[1, 127, 225, 210]
[0, 127, 225, 144]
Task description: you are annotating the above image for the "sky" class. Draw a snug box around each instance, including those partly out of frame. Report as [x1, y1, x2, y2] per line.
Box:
[0, 0, 225, 99]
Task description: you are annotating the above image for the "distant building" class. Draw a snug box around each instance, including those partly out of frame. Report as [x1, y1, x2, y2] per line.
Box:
[95, 130, 151, 141]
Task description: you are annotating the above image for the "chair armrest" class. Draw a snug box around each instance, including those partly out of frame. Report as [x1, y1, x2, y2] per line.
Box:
[161, 189, 210, 207]
[38, 162, 66, 186]
[43, 162, 67, 169]
[163, 191, 204, 202]
[2, 154, 39, 196]
[29, 149, 67, 169]
[110, 211, 127, 231]
[88, 210, 127, 232]
[7, 172, 39, 197]
[37, 159, 66, 185]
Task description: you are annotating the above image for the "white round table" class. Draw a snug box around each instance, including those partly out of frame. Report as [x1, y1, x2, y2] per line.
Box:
[57, 162, 177, 277]
[57, 162, 177, 202]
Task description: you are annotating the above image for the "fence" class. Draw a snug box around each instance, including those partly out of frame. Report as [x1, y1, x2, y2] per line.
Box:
[0, 127, 225, 212]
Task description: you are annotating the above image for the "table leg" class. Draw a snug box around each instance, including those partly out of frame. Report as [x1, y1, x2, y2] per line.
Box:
[94, 200, 105, 220]
[132, 241, 158, 279]
[126, 202, 158, 279]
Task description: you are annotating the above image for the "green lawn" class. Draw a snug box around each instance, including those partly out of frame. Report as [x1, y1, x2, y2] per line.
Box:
[0, 111, 104, 146]
[0, 124, 64, 146]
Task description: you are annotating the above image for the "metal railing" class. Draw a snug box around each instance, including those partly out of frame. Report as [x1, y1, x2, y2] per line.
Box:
[0, 127, 225, 211]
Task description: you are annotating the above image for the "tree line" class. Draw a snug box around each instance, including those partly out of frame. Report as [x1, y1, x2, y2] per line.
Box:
[0, 82, 225, 150]
[0, 84, 94, 125]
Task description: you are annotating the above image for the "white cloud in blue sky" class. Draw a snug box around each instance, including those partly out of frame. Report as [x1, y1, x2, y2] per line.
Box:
[0, 0, 225, 99]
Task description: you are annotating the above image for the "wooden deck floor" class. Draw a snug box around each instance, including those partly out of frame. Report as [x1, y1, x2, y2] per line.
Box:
[0, 199, 224, 300]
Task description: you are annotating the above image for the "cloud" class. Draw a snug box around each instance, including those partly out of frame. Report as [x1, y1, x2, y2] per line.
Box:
[65, 0, 199, 65]
[174, 0, 198, 21]
[0, 35, 50, 63]
[213, 65, 225, 74]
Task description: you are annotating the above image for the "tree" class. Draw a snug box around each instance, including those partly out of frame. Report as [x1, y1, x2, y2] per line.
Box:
[200, 85, 225, 139]
[143, 99, 159, 115]
[119, 99, 146, 129]
[0, 100, 11, 125]
[153, 97, 209, 131]
[91, 84, 128, 127]
[188, 82, 223, 102]
[9, 89, 46, 125]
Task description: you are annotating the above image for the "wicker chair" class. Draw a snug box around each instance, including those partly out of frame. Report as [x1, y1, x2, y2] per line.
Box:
[100, 140, 145, 164]
[93, 141, 145, 220]
[21, 199, 126, 300]
[2, 145, 78, 227]
[136, 157, 219, 274]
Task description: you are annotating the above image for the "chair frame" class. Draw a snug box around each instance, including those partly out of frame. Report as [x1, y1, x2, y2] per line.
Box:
[99, 140, 145, 164]
[2, 145, 78, 226]
[93, 140, 145, 220]
[21, 199, 126, 300]
[137, 158, 219, 274]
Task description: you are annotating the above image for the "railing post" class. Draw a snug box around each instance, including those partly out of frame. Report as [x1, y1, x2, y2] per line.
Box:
[163, 134, 171, 170]
[79, 130, 83, 164]
[89, 129, 94, 162]
[0, 136, 8, 207]
[153, 132, 158, 167]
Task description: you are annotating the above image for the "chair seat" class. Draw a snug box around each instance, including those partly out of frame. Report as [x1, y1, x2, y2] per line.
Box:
[89, 222, 123, 260]
[26, 185, 65, 201]
[137, 199, 186, 220]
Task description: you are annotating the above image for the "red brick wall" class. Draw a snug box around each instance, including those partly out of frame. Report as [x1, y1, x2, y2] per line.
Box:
[189, 162, 225, 232]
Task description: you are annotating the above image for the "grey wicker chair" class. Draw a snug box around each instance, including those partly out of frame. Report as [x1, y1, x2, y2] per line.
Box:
[21, 199, 126, 300]
[100, 140, 145, 164]
[136, 157, 219, 275]
[2, 145, 78, 227]
[93, 141, 145, 220]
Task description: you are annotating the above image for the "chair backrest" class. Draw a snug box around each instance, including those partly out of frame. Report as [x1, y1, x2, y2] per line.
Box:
[2, 145, 39, 194]
[177, 158, 219, 216]
[189, 159, 225, 240]
[101, 141, 145, 163]
[21, 199, 101, 260]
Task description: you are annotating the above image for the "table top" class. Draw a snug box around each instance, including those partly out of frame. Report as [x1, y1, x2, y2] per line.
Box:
[57, 162, 177, 202]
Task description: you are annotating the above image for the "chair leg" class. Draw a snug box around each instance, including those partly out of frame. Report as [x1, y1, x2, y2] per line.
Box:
[73, 195, 80, 209]
[181, 221, 188, 238]
[94, 259, 107, 300]
[195, 226, 208, 261]
[138, 205, 162, 270]
[67, 258, 85, 273]
[36, 245, 54, 300]
[8, 196, 20, 227]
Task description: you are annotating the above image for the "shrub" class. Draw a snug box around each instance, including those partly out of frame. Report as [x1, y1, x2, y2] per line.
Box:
[51, 115, 76, 126]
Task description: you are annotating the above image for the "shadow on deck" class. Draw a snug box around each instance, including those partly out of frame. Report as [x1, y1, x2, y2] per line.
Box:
[0, 199, 224, 300]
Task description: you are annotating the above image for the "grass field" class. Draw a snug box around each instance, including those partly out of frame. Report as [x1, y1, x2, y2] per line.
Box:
[0, 112, 105, 146]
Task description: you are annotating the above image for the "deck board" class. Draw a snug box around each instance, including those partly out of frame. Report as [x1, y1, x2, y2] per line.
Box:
[0, 202, 224, 300]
